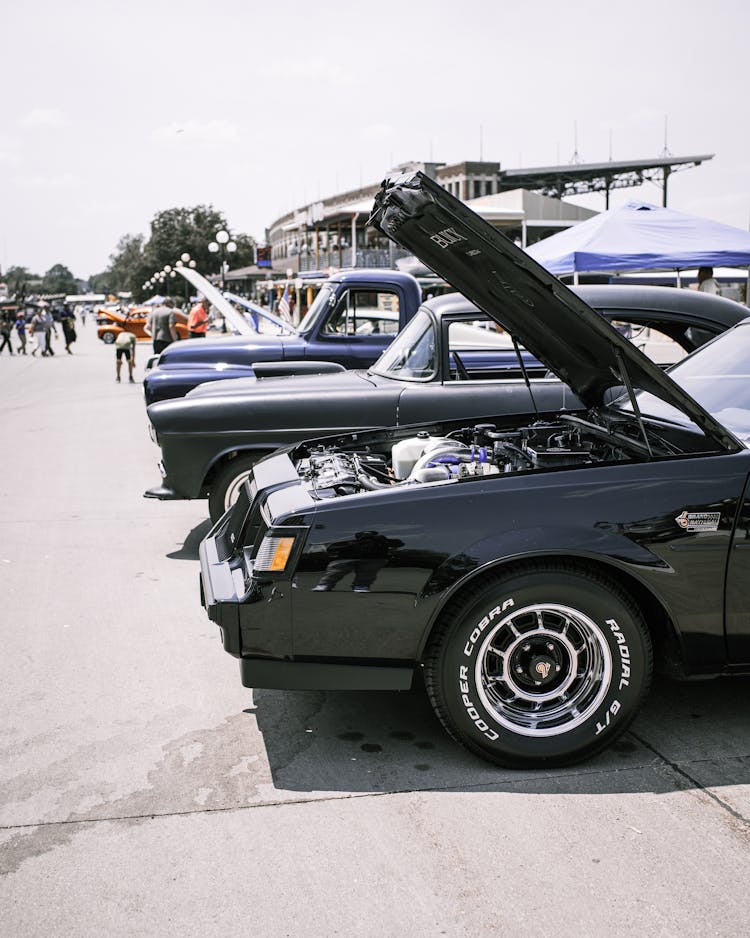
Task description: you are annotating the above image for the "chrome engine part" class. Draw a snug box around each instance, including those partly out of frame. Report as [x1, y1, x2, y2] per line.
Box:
[299, 421, 632, 500]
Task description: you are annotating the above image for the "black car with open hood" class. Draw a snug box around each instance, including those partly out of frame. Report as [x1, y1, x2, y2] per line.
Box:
[198, 171, 750, 770]
[369, 172, 738, 450]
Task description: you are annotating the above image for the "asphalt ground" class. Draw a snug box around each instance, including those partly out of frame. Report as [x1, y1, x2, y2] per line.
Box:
[1, 323, 749, 937]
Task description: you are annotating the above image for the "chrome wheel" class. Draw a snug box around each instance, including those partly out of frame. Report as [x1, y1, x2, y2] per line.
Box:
[209, 455, 264, 524]
[475, 603, 612, 738]
[223, 469, 253, 511]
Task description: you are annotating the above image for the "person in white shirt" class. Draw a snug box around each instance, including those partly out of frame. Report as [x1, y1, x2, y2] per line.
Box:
[697, 267, 721, 295]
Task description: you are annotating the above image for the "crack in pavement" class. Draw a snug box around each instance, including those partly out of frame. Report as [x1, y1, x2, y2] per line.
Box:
[629, 731, 750, 829]
[2, 751, 749, 835]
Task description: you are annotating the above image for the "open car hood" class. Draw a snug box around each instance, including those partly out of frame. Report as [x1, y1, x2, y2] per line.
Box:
[176, 267, 255, 336]
[102, 309, 127, 324]
[223, 292, 297, 334]
[369, 172, 738, 450]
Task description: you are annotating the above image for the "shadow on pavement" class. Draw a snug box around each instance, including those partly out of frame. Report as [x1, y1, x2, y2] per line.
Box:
[166, 518, 211, 560]
[252, 675, 750, 796]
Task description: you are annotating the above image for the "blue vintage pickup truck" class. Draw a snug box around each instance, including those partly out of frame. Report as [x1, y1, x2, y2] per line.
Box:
[142, 269, 424, 405]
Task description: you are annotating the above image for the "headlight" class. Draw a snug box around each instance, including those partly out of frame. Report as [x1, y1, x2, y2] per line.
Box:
[253, 530, 305, 573]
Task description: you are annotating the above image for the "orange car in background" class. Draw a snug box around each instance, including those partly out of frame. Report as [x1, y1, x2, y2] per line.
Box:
[97, 306, 189, 344]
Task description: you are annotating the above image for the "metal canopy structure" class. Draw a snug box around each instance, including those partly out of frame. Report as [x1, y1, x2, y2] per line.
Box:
[499, 154, 714, 207]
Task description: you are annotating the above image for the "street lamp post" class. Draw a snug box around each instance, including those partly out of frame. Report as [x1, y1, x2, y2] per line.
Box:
[208, 229, 237, 290]
[174, 254, 196, 307]
[155, 270, 167, 298]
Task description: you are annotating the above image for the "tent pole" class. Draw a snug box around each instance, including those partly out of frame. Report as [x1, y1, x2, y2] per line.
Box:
[676, 269, 682, 288]
[573, 270, 579, 285]
[663, 166, 671, 207]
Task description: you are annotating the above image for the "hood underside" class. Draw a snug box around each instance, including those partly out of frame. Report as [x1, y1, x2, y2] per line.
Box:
[369, 172, 737, 450]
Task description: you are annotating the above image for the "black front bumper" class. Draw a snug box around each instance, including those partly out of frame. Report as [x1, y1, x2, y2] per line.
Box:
[199, 511, 246, 658]
[198, 489, 414, 692]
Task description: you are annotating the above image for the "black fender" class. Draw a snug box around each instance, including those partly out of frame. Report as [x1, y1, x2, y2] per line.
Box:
[200, 443, 278, 492]
[414, 529, 693, 671]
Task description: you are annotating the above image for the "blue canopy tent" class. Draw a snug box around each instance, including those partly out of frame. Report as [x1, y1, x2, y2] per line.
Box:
[526, 201, 750, 278]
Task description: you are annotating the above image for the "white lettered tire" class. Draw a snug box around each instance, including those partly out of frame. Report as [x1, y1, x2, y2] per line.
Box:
[424, 564, 652, 768]
[208, 454, 268, 523]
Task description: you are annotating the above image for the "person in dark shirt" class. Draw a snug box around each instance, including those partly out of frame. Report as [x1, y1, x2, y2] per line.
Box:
[14, 313, 27, 354]
[61, 306, 77, 354]
[0, 313, 13, 355]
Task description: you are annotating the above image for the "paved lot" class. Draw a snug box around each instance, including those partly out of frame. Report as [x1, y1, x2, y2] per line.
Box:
[1, 324, 749, 936]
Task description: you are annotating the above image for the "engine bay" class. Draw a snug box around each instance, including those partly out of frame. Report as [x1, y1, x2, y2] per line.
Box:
[297, 417, 653, 499]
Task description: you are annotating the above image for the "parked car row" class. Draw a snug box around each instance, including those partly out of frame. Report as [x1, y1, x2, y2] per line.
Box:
[145, 279, 748, 521]
[144, 174, 750, 770]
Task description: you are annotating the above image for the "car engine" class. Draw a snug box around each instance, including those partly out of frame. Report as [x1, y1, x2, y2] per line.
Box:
[298, 419, 640, 499]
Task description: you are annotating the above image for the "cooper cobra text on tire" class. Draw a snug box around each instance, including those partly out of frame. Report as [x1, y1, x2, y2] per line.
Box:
[424, 563, 653, 768]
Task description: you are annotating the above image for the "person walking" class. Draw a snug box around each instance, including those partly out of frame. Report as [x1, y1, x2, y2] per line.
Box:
[0, 314, 13, 355]
[61, 306, 77, 354]
[14, 312, 27, 354]
[145, 298, 178, 354]
[40, 306, 57, 356]
[187, 296, 210, 338]
[30, 309, 46, 356]
[114, 330, 137, 383]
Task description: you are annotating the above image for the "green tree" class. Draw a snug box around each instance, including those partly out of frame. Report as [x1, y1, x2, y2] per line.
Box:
[4, 266, 40, 296]
[107, 234, 151, 293]
[144, 205, 248, 278]
[101, 205, 257, 300]
[41, 263, 78, 296]
[232, 233, 258, 269]
[87, 271, 112, 293]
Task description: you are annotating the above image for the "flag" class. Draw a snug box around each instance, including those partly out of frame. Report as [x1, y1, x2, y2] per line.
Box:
[277, 284, 291, 322]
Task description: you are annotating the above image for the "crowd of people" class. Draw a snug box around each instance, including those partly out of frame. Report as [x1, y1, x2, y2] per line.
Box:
[0, 303, 80, 357]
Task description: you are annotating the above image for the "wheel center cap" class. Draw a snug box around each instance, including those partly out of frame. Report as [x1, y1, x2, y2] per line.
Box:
[529, 655, 556, 686]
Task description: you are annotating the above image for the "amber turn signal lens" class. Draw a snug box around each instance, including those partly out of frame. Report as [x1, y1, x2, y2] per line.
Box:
[268, 537, 295, 571]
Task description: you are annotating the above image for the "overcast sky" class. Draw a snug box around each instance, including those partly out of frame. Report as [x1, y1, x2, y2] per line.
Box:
[2, 0, 749, 280]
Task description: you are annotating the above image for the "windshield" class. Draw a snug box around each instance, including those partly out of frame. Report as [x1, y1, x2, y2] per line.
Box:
[297, 285, 334, 334]
[631, 323, 750, 442]
[370, 309, 437, 380]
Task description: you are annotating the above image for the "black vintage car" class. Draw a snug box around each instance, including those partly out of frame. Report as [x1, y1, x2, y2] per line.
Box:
[146, 284, 747, 522]
[199, 173, 750, 768]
